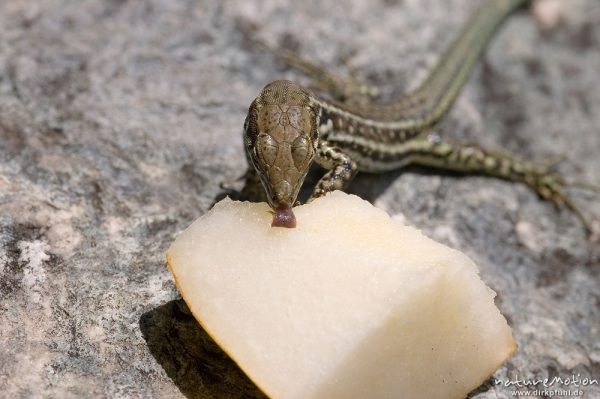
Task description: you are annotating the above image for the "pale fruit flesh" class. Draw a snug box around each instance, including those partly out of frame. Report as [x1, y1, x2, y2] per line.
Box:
[167, 191, 516, 399]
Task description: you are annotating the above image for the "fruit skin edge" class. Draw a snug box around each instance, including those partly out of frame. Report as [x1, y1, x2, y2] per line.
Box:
[166, 253, 276, 398]
[166, 243, 518, 399]
[465, 338, 518, 398]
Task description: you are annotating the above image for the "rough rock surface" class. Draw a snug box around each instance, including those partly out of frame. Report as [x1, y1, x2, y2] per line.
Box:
[1, 0, 599, 398]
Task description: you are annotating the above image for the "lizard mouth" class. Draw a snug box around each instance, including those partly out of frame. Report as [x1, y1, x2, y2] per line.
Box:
[271, 207, 297, 228]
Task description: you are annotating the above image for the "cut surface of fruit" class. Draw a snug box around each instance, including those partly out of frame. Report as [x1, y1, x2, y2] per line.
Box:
[167, 192, 516, 399]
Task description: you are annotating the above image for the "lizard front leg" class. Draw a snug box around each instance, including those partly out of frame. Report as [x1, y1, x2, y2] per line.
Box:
[238, 165, 267, 203]
[257, 42, 379, 105]
[310, 140, 358, 200]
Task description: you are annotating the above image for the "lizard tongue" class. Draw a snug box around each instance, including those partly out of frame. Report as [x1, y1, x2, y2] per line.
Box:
[271, 207, 296, 228]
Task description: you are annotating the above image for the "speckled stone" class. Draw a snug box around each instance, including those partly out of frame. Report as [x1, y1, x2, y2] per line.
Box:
[1, 0, 599, 398]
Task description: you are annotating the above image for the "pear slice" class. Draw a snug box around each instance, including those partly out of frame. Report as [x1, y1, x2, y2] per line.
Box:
[166, 191, 516, 399]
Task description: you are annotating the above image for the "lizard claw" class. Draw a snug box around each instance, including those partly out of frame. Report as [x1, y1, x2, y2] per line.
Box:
[531, 172, 597, 234]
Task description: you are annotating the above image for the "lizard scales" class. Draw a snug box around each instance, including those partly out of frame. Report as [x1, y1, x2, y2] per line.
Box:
[241, 0, 593, 230]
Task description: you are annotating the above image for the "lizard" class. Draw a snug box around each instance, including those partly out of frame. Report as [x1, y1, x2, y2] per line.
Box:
[237, 0, 596, 230]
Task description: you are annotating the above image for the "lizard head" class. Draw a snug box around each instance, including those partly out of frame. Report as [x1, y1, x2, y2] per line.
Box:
[243, 80, 319, 225]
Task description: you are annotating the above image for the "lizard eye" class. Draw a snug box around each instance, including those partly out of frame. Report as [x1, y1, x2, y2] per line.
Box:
[257, 133, 278, 167]
[291, 136, 310, 169]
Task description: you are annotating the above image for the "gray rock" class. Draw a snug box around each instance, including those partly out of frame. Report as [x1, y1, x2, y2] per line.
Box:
[1, 0, 599, 398]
